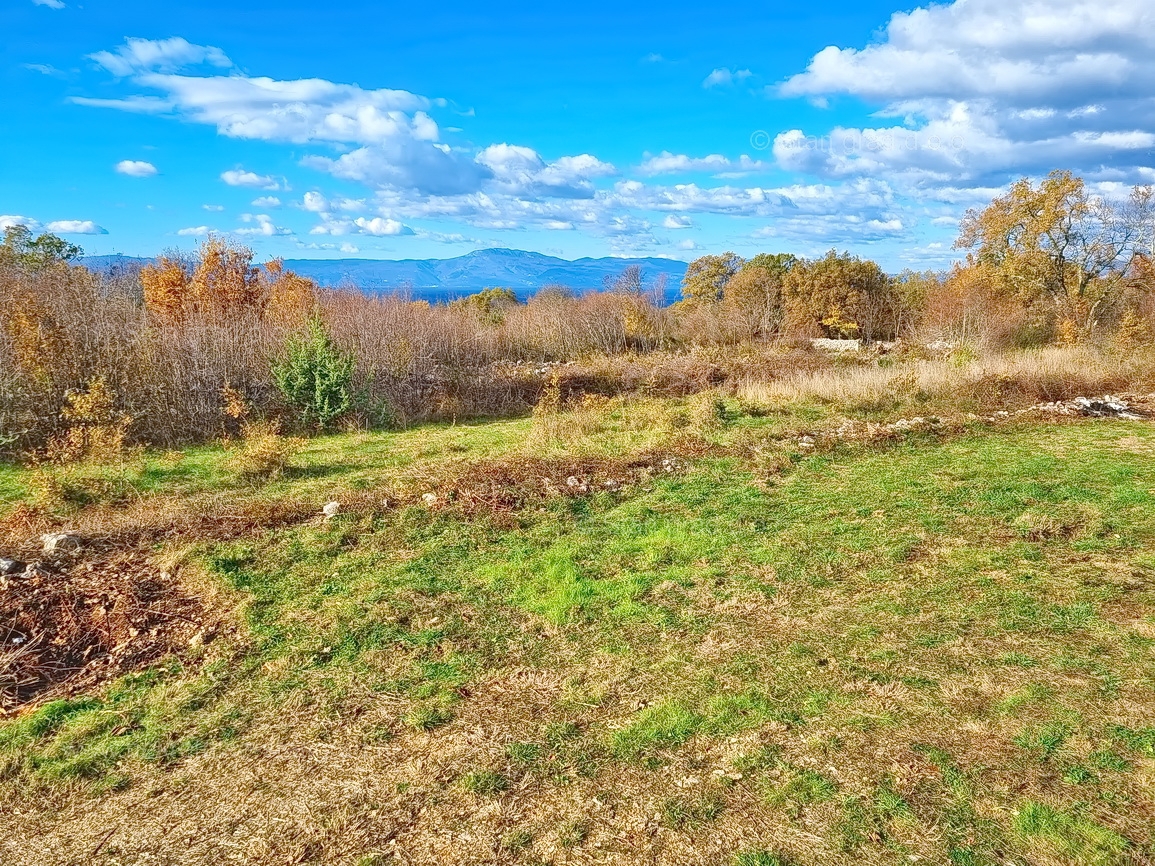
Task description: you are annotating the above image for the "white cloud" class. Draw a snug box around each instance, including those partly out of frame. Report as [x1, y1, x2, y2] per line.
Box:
[663, 215, 693, 229]
[638, 152, 770, 177]
[115, 159, 157, 177]
[353, 216, 408, 236]
[202, 204, 225, 211]
[90, 37, 231, 77]
[177, 225, 210, 236]
[69, 95, 172, 114]
[251, 196, 281, 208]
[1, 215, 41, 231]
[775, 0, 1155, 188]
[295, 241, 361, 253]
[309, 213, 413, 236]
[236, 213, 292, 236]
[781, 0, 1155, 105]
[301, 192, 329, 212]
[46, 220, 106, 235]
[221, 169, 282, 190]
[703, 68, 752, 88]
[80, 41, 618, 201]
[331, 196, 365, 212]
[302, 144, 486, 196]
[475, 144, 616, 198]
[32, 0, 65, 8]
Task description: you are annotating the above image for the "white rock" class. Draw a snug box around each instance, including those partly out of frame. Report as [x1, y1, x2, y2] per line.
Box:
[0, 557, 26, 576]
[422, 492, 438, 506]
[322, 501, 341, 518]
[42, 533, 82, 555]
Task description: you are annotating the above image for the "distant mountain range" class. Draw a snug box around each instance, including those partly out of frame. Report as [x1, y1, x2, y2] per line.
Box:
[82, 248, 689, 303]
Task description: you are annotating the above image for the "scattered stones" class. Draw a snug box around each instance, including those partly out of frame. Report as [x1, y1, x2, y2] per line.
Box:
[322, 501, 341, 518]
[1026, 395, 1147, 420]
[1072, 396, 1144, 419]
[41, 533, 83, 556]
[0, 557, 26, 576]
[422, 492, 439, 506]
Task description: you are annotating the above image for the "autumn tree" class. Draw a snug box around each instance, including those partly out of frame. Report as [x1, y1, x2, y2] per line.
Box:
[680, 252, 743, 303]
[782, 251, 898, 342]
[0, 227, 81, 383]
[956, 170, 1155, 337]
[140, 254, 192, 322]
[723, 253, 796, 337]
[262, 259, 319, 325]
[141, 236, 316, 325]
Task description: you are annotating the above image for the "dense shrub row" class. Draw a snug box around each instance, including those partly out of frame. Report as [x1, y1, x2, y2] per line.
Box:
[2, 171, 1154, 455]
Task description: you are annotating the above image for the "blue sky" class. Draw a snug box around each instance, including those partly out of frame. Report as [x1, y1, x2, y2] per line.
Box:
[3, 0, 1154, 268]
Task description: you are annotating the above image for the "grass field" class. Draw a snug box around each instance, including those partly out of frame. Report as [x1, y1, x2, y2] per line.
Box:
[1, 394, 1154, 865]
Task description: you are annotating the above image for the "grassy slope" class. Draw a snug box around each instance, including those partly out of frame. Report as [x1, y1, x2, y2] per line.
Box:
[2, 406, 1155, 865]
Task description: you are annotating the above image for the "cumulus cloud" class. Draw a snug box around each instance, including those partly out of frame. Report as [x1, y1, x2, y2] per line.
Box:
[1, 215, 40, 230]
[638, 152, 770, 177]
[703, 68, 752, 88]
[780, 0, 1155, 106]
[115, 159, 157, 177]
[236, 213, 292, 236]
[177, 225, 210, 236]
[308, 213, 413, 236]
[301, 192, 329, 212]
[475, 144, 616, 198]
[46, 219, 106, 234]
[774, 0, 1155, 190]
[32, 0, 65, 8]
[221, 169, 282, 190]
[251, 196, 281, 208]
[353, 216, 409, 236]
[202, 204, 225, 212]
[663, 214, 693, 229]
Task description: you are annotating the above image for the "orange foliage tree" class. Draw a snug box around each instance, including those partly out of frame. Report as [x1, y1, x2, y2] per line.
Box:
[140, 236, 316, 325]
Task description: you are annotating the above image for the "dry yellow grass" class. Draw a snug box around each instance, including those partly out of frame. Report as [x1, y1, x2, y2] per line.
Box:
[737, 346, 1155, 412]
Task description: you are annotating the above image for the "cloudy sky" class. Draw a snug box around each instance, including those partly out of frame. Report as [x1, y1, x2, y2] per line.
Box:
[3, 0, 1154, 268]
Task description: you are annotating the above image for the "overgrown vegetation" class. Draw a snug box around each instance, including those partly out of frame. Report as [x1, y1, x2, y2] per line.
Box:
[3, 171, 1155, 456]
[3, 172, 1155, 864]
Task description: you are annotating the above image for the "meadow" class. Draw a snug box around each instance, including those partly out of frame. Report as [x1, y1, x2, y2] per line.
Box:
[2, 354, 1154, 865]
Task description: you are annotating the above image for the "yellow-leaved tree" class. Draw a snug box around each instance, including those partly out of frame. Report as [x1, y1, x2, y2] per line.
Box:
[956, 170, 1155, 338]
[140, 236, 317, 325]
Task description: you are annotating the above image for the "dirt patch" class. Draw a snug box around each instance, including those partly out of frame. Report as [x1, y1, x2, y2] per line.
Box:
[406, 450, 699, 516]
[0, 555, 213, 714]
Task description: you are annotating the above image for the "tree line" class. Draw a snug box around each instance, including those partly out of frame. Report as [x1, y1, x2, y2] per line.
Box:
[2, 169, 1154, 454]
[676, 170, 1155, 345]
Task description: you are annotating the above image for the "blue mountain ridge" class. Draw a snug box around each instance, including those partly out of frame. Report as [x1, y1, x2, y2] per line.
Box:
[82, 248, 689, 303]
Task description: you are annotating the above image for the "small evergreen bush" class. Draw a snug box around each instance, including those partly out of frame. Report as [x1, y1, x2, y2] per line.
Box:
[272, 316, 356, 430]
